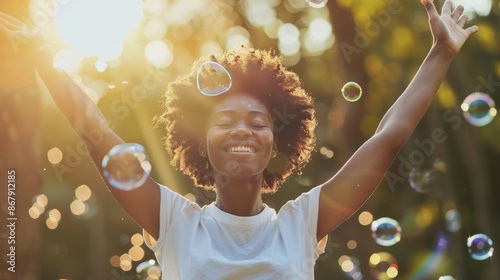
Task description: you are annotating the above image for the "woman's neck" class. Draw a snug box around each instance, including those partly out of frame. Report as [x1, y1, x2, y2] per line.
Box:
[214, 174, 264, 216]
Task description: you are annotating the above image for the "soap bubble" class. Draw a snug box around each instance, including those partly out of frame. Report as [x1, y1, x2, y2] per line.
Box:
[196, 61, 232, 96]
[439, 276, 455, 280]
[371, 217, 401, 246]
[467, 233, 494, 261]
[101, 143, 152, 191]
[341, 81, 362, 102]
[306, 0, 328, 8]
[408, 166, 445, 196]
[461, 92, 497, 127]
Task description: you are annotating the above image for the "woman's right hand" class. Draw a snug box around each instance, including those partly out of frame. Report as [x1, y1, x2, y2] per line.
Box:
[0, 12, 50, 91]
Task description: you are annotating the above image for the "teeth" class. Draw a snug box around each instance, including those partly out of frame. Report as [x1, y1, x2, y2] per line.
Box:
[227, 146, 254, 153]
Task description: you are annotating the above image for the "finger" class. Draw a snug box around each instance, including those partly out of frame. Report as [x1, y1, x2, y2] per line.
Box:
[450, 4, 464, 21]
[442, 0, 453, 15]
[465, 25, 479, 36]
[457, 14, 468, 28]
[421, 0, 439, 19]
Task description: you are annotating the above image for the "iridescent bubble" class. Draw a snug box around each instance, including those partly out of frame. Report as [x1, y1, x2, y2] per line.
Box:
[461, 92, 497, 127]
[408, 164, 445, 196]
[136, 259, 162, 280]
[196, 61, 232, 96]
[341, 81, 362, 102]
[306, 0, 328, 8]
[467, 233, 494, 261]
[371, 217, 401, 246]
[101, 143, 152, 191]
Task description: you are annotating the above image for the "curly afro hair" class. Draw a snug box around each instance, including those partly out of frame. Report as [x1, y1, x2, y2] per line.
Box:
[157, 46, 317, 194]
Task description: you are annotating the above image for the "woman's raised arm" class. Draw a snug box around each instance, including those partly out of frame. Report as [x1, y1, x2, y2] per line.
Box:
[0, 12, 162, 240]
[316, 0, 478, 240]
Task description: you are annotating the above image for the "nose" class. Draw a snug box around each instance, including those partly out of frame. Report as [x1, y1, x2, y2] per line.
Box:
[230, 126, 252, 137]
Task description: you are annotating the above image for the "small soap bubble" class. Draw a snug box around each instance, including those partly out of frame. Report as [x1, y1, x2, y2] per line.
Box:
[341, 81, 362, 102]
[136, 260, 162, 280]
[461, 92, 497, 127]
[101, 143, 152, 191]
[467, 233, 494, 261]
[409, 165, 445, 196]
[306, 0, 328, 8]
[371, 217, 401, 246]
[196, 61, 232, 96]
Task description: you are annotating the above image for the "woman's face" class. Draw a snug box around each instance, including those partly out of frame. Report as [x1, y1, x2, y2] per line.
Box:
[204, 92, 276, 180]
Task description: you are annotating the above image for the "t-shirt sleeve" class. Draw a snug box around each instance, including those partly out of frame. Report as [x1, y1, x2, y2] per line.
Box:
[279, 185, 327, 256]
[143, 185, 195, 252]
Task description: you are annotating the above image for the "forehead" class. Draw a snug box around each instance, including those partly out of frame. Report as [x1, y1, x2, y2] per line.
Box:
[211, 93, 270, 117]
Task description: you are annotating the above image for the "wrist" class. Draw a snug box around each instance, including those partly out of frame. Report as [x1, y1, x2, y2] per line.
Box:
[429, 42, 457, 62]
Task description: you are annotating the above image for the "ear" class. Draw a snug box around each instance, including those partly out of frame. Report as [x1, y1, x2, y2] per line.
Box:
[198, 139, 207, 158]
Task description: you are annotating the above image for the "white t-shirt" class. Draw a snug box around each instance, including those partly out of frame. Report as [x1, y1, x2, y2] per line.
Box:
[143, 185, 328, 280]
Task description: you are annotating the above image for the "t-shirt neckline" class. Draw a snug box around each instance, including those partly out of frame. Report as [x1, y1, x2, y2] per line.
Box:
[206, 202, 274, 227]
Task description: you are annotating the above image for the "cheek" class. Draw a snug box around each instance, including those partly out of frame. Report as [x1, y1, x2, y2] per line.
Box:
[259, 130, 274, 145]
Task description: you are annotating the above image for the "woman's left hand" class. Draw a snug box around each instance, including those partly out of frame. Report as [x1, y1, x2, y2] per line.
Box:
[422, 0, 478, 57]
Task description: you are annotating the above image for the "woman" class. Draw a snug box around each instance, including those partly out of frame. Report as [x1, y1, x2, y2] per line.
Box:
[0, 0, 477, 278]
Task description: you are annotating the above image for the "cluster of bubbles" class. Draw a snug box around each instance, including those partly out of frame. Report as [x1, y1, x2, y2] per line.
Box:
[196, 61, 232, 96]
[461, 92, 497, 127]
[102, 143, 152, 191]
[341, 81, 363, 102]
[371, 217, 402, 247]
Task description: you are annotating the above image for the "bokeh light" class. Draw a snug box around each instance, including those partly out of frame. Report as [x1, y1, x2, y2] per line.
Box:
[467, 233, 494, 261]
[144, 40, 173, 68]
[371, 217, 401, 246]
[137, 259, 162, 280]
[75, 184, 92, 202]
[461, 92, 497, 127]
[101, 143, 152, 191]
[196, 61, 233, 96]
[358, 211, 373, 226]
[444, 209, 461, 233]
[70, 199, 86, 216]
[369, 252, 398, 280]
[47, 147, 63, 165]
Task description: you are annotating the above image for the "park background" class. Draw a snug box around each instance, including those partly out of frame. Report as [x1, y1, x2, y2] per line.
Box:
[1, 0, 499, 279]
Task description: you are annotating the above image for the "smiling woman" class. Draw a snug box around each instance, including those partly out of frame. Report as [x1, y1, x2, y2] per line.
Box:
[0, 0, 480, 278]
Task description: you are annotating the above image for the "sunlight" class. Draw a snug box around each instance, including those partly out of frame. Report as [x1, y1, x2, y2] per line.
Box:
[453, 0, 492, 17]
[51, 0, 144, 60]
